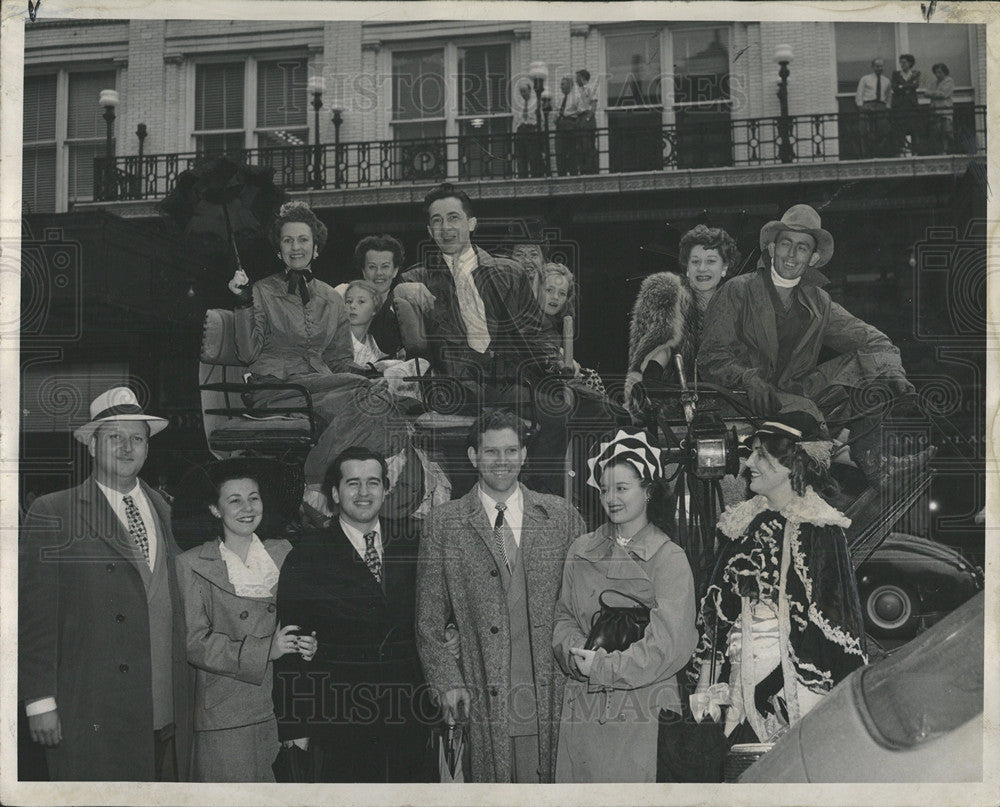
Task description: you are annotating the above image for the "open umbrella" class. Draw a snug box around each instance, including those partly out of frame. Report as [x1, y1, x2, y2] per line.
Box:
[159, 156, 287, 276]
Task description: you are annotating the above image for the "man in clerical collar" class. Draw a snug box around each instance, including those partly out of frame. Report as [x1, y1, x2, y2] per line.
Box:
[698, 204, 934, 487]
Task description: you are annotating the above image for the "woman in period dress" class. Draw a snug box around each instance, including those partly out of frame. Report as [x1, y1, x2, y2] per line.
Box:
[227, 201, 403, 508]
[552, 430, 699, 782]
[690, 412, 867, 756]
[175, 457, 318, 782]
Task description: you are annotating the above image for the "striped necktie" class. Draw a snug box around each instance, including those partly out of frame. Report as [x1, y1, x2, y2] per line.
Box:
[493, 503, 510, 572]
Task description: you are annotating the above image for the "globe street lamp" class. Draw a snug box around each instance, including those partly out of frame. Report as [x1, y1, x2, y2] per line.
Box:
[308, 75, 325, 189]
[774, 44, 794, 164]
[99, 89, 119, 199]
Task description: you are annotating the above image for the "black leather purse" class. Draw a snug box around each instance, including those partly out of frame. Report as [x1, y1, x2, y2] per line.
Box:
[584, 589, 651, 652]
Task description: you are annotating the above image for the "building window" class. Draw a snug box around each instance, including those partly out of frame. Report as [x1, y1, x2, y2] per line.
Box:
[390, 42, 512, 180]
[836, 22, 973, 95]
[22, 74, 57, 214]
[835, 22, 897, 95]
[672, 26, 732, 169]
[605, 29, 664, 172]
[22, 68, 117, 214]
[193, 56, 308, 155]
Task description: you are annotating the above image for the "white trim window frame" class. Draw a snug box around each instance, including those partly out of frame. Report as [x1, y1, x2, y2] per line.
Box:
[833, 22, 978, 105]
[23, 65, 120, 214]
[383, 38, 513, 179]
[189, 52, 309, 156]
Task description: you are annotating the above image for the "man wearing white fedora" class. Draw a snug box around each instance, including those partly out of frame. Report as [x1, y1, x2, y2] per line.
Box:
[19, 387, 192, 780]
[699, 204, 933, 486]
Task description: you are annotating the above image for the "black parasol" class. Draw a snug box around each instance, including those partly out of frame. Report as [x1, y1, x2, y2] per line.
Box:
[159, 156, 287, 276]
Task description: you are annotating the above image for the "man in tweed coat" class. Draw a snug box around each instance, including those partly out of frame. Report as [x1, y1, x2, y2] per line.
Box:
[416, 409, 585, 782]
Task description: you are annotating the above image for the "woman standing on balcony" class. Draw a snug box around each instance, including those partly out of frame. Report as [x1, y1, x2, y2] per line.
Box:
[228, 201, 403, 513]
[890, 54, 921, 154]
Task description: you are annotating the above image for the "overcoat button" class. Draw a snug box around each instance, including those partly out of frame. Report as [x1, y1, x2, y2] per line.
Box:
[490, 687, 498, 697]
[119, 663, 129, 673]
[490, 626, 499, 634]
[490, 569, 499, 577]
[267, 604, 276, 613]
[239, 610, 249, 620]
[106, 563, 116, 572]
[115, 613, 125, 623]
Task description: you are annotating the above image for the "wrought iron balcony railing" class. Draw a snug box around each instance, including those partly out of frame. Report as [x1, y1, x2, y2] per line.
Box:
[93, 105, 986, 202]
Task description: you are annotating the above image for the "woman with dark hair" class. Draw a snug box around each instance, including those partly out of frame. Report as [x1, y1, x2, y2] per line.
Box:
[690, 412, 866, 756]
[891, 54, 921, 154]
[927, 62, 955, 154]
[625, 224, 739, 411]
[552, 430, 698, 782]
[227, 202, 402, 507]
[334, 234, 408, 357]
[175, 458, 317, 782]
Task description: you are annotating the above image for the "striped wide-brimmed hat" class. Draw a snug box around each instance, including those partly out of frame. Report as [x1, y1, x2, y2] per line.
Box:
[586, 429, 663, 490]
[73, 386, 168, 444]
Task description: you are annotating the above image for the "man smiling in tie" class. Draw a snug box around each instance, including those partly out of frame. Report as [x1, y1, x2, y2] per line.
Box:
[19, 386, 192, 781]
[273, 446, 433, 782]
[416, 409, 585, 782]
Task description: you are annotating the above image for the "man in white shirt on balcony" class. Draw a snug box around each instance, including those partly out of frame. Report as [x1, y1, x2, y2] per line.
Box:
[574, 69, 599, 173]
[514, 79, 544, 178]
[855, 58, 892, 158]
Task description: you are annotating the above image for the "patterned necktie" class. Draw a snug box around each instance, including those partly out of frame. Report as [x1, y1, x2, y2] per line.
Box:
[363, 530, 382, 583]
[493, 503, 510, 572]
[122, 494, 150, 564]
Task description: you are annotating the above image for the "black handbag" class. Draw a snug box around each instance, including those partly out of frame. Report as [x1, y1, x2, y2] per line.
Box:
[584, 589, 651, 652]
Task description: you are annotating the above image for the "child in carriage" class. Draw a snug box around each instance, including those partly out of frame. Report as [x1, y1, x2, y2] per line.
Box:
[344, 279, 427, 404]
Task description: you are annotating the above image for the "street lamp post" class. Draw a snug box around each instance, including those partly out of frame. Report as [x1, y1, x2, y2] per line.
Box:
[330, 104, 344, 189]
[134, 123, 147, 199]
[308, 76, 324, 189]
[98, 89, 119, 200]
[540, 88, 553, 176]
[528, 61, 548, 176]
[774, 44, 794, 164]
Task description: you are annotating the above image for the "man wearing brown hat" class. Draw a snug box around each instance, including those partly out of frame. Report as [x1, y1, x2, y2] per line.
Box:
[19, 387, 192, 780]
[698, 204, 932, 486]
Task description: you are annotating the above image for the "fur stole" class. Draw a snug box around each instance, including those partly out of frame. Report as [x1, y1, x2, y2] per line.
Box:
[627, 271, 699, 373]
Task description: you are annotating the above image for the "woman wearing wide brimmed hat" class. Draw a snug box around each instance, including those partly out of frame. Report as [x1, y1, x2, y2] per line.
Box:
[689, 412, 867, 770]
[174, 457, 317, 782]
[551, 430, 698, 782]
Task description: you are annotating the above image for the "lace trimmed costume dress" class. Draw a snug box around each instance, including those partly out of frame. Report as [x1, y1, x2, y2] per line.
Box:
[693, 489, 867, 743]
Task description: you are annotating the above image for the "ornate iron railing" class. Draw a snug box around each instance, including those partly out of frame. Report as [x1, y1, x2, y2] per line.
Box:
[93, 105, 987, 202]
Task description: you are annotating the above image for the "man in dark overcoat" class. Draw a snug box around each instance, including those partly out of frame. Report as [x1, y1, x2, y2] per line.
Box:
[273, 446, 435, 782]
[19, 386, 192, 781]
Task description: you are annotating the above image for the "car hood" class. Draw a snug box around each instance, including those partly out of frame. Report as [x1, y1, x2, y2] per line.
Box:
[867, 532, 973, 572]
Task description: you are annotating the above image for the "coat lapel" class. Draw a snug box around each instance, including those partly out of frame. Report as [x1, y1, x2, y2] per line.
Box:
[80, 478, 151, 584]
[750, 270, 779, 376]
[190, 540, 237, 595]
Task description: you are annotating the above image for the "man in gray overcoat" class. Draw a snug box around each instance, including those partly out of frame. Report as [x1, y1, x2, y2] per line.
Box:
[416, 408, 585, 782]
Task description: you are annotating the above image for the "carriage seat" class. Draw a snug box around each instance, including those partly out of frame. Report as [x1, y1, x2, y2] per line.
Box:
[199, 308, 318, 460]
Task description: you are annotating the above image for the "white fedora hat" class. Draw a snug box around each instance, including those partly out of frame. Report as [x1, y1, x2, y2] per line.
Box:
[73, 386, 168, 444]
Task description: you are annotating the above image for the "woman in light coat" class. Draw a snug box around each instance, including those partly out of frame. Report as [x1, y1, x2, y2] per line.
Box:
[176, 457, 317, 782]
[552, 430, 698, 782]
